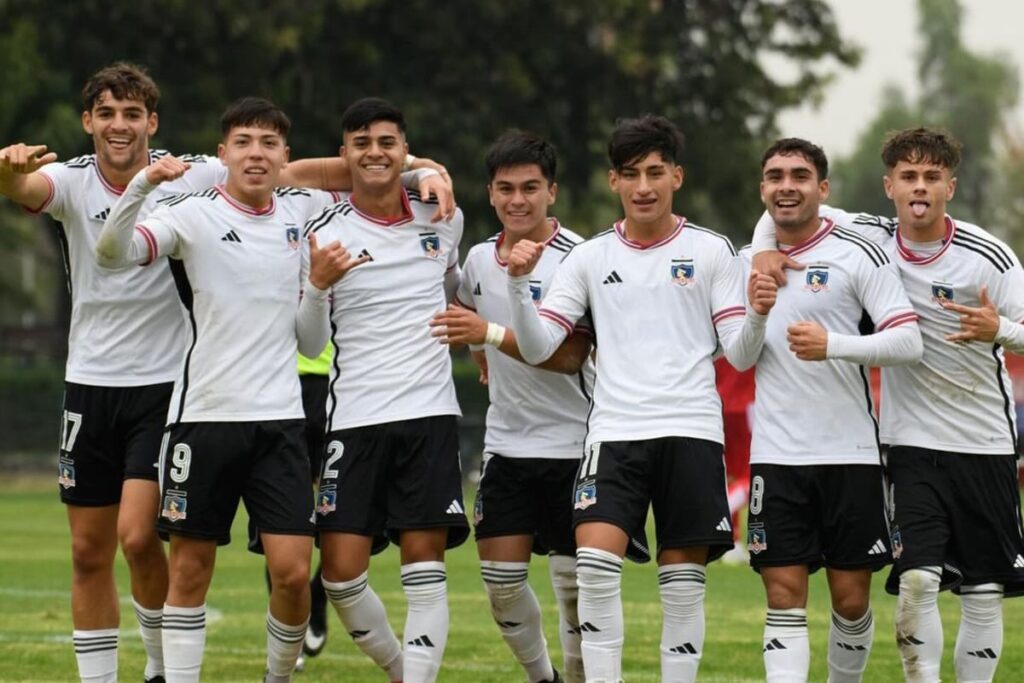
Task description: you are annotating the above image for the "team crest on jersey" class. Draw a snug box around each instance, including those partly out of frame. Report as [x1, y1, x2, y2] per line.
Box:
[670, 258, 695, 286]
[419, 232, 442, 258]
[161, 490, 188, 522]
[58, 459, 76, 489]
[804, 265, 830, 293]
[748, 523, 767, 554]
[529, 280, 543, 306]
[890, 529, 904, 560]
[286, 225, 300, 250]
[316, 486, 337, 516]
[574, 480, 597, 510]
[931, 282, 955, 306]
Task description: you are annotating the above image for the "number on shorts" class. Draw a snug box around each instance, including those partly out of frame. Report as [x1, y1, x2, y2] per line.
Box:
[749, 474, 765, 515]
[322, 440, 344, 480]
[579, 443, 601, 479]
[169, 443, 192, 484]
[60, 410, 83, 453]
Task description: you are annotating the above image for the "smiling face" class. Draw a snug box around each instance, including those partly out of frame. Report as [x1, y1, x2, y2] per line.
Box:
[81, 90, 158, 178]
[884, 159, 956, 239]
[342, 120, 407, 193]
[488, 163, 557, 241]
[608, 151, 683, 234]
[761, 152, 829, 239]
[218, 124, 289, 204]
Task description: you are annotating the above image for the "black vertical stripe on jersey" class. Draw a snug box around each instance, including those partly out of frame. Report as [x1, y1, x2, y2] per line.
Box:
[325, 302, 342, 429]
[52, 221, 73, 298]
[576, 370, 591, 403]
[858, 365, 881, 452]
[168, 258, 196, 425]
[992, 344, 1018, 452]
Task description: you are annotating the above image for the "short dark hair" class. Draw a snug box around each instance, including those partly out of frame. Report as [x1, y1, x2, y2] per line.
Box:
[761, 138, 829, 180]
[607, 115, 685, 171]
[82, 62, 160, 113]
[220, 97, 290, 138]
[485, 130, 557, 183]
[881, 127, 961, 171]
[341, 97, 406, 135]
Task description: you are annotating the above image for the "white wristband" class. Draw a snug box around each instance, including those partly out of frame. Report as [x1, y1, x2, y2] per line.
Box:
[484, 322, 506, 347]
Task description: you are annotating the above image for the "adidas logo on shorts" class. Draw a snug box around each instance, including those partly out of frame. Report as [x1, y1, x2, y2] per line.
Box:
[446, 500, 464, 515]
[1014, 554, 1024, 569]
[867, 539, 887, 556]
[715, 517, 732, 532]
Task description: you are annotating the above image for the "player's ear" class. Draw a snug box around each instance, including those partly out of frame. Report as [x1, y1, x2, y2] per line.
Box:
[283, 145, 291, 164]
[883, 173, 894, 199]
[147, 112, 159, 137]
[608, 169, 618, 191]
[946, 176, 957, 201]
[82, 110, 93, 135]
[487, 183, 496, 207]
[217, 143, 226, 163]
[548, 181, 558, 206]
[673, 165, 684, 190]
[819, 178, 830, 202]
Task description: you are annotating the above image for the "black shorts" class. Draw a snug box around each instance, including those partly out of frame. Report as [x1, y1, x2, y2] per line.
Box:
[473, 454, 578, 556]
[572, 437, 732, 563]
[156, 420, 314, 546]
[746, 463, 891, 573]
[884, 446, 1024, 597]
[315, 415, 469, 553]
[57, 382, 172, 506]
[300, 374, 329, 482]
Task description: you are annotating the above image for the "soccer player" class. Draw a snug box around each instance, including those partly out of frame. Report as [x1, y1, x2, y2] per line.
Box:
[752, 128, 1024, 683]
[504, 114, 775, 682]
[0, 62, 452, 683]
[743, 138, 921, 683]
[295, 97, 466, 683]
[94, 97, 367, 682]
[429, 130, 595, 683]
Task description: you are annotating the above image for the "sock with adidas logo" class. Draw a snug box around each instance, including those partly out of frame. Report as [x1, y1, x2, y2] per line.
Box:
[576, 547, 624, 682]
[763, 607, 809, 682]
[548, 554, 584, 683]
[480, 560, 554, 682]
[658, 563, 706, 682]
[401, 561, 449, 682]
[827, 608, 874, 682]
[895, 567, 942, 683]
[954, 583, 1003, 683]
[323, 571, 403, 681]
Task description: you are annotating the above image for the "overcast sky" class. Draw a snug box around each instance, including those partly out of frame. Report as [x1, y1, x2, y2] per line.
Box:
[773, 0, 1024, 157]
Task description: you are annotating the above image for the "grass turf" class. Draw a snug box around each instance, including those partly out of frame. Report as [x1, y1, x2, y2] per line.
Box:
[1, 476, 1023, 681]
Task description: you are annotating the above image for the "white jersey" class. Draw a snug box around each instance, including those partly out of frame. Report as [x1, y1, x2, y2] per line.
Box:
[303, 189, 464, 431]
[534, 217, 747, 448]
[456, 221, 594, 459]
[741, 219, 918, 466]
[136, 186, 340, 423]
[824, 207, 1024, 454]
[33, 151, 227, 386]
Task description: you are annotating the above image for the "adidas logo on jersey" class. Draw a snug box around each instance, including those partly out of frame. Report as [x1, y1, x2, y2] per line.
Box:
[221, 230, 242, 243]
[446, 499, 464, 515]
[358, 248, 374, 261]
[93, 208, 110, 221]
[602, 270, 623, 284]
[473, 282, 482, 296]
[407, 634, 435, 647]
[1014, 554, 1024, 569]
[715, 517, 732, 532]
[867, 539, 888, 556]
[668, 643, 698, 655]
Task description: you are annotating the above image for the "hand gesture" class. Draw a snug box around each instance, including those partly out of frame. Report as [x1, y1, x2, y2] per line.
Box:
[429, 304, 487, 346]
[419, 170, 456, 223]
[752, 250, 804, 286]
[145, 155, 191, 185]
[0, 143, 57, 177]
[942, 285, 1000, 343]
[747, 268, 778, 315]
[308, 232, 370, 289]
[787, 320, 828, 361]
[507, 240, 543, 277]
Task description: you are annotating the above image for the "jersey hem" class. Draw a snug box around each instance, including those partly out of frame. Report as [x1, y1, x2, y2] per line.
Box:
[65, 371, 180, 386]
[483, 448, 584, 460]
[584, 427, 723, 449]
[173, 410, 306, 423]
[884, 439, 1017, 456]
[750, 454, 882, 466]
[329, 407, 462, 431]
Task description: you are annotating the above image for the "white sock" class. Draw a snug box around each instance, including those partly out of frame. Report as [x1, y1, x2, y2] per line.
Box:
[827, 609, 874, 683]
[401, 561, 449, 683]
[549, 554, 584, 683]
[658, 563, 706, 683]
[575, 547, 624, 683]
[162, 603, 206, 683]
[73, 628, 118, 683]
[133, 599, 164, 680]
[955, 584, 1004, 683]
[265, 611, 307, 680]
[763, 608, 809, 683]
[481, 561, 554, 682]
[323, 572, 403, 681]
[895, 567, 943, 683]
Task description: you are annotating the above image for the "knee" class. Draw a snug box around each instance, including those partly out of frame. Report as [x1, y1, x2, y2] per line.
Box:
[764, 578, 806, 610]
[484, 578, 528, 613]
[960, 584, 1003, 627]
[169, 551, 215, 596]
[831, 591, 870, 621]
[118, 523, 161, 567]
[70, 534, 115, 579]
[575, 549, 622, 597]
[898, 568, 941, 608]
[270, 562, 312, 598]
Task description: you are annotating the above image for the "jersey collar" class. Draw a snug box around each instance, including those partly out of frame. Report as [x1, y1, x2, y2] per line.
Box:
[779, 217, 834, 258]
[215, 185, 277, 217]
[493, 217, 562, 268]
[614, 215, 685, 250]
[895, 215, 955, 265]
[348, 188, 414, 227]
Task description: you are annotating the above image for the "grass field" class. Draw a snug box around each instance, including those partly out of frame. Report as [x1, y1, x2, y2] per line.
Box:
[2, 475, 1024, 682]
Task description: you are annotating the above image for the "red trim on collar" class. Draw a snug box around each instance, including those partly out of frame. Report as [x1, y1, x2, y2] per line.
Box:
[348, 189, 414, 226]
[95, 165, 127, 196]
[215, 185, 276, 216]
[779, 218, 834, 258]
[614, 215, 685, 250]
[895, 216, 955, 265]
